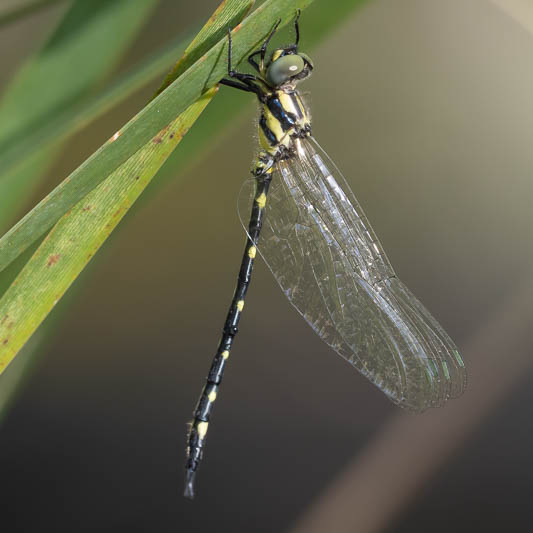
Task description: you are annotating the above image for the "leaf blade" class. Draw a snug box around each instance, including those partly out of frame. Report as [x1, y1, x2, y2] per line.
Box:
[0, 0, 255, 373]
[0, 0, 316, 273]
[0, 89, 215, 373]
[0, 0, 159, 233]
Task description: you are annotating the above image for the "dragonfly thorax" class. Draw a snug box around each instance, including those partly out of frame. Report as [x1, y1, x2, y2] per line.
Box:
[258, 89, 311, 156]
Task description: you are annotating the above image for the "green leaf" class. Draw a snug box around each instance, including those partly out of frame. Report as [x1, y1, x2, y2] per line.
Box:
[0, 30, 194, 234]
[0, 0, 159, 232]
[0, 0, 158, 150]
[0, 2, 258, 233]
[0, 0, 254, 375]
[0, 89, 215, 374]
[0, 2, 256, 235]
[152, 0, 254, 98]
[0, 0, 316, 274]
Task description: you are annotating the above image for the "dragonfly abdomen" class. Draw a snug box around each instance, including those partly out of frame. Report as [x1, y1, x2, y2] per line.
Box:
[184, 157, 274, 499]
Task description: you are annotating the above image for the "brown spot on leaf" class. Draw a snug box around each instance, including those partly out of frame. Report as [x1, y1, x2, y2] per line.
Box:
[82, 205, 93, 212]
[2, 338, 8, 345]
[153, 135, 163, 144]
[47, 254, 60, 267]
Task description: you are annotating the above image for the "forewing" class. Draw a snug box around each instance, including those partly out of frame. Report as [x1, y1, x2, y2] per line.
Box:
[238, 137, 466, 411]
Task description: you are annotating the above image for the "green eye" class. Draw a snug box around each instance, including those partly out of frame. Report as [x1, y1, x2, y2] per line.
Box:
[266, 54, 305, 86]
[298, 53, 314, 70]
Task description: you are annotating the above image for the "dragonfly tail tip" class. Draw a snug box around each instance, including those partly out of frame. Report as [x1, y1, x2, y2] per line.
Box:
[184, 469, 197, 500]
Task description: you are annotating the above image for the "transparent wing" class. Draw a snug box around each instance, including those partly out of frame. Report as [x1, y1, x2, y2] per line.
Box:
[238, 137, 466, 412]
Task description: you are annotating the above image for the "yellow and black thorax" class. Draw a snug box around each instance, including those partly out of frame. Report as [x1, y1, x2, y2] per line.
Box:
[258, 88, 311, 155]
[218, 16, 314, 160]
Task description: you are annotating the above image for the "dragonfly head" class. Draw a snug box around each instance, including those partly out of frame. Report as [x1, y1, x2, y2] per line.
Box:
[266, 48, 314, 87]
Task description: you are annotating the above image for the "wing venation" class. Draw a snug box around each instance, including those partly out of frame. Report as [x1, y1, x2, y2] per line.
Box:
[238, 137, 466, 411]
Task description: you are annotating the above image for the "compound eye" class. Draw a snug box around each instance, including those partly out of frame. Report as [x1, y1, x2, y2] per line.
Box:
[299, 53, 314, 70]
[266, 54, 305, 86]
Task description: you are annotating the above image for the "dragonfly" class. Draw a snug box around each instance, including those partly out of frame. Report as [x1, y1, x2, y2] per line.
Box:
[184, 11, 466, 499]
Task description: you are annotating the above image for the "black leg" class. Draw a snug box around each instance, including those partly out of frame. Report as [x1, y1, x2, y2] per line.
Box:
[223, 27, 269, 98]
[245, 18, 284, 75]
[248, 18, 283, 73]
[248, 50, 262, 73]
[226, 27, 259, 84]
[294, 9, 301, 47]
[219, 78, 256, 93]
[259, 18, 281, 66]
[281, 11, 302, 54]
[248, 11, 300, 73]
[219, 78, 264, 100]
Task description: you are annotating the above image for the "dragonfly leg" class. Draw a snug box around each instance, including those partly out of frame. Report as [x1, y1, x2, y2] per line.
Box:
[220, 27, 267, 98]
[249, 11, 300, 72]
[293, 9, 301, 47]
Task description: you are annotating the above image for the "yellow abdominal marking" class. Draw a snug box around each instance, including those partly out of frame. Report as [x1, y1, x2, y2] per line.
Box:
[197, 421, 208, 439]
[222, 350, 229, 359]
[248, 246, 257, 259]
[256, 193, 267, 208]
[236, 300, 244, 311]
[208, 390, 217, 402]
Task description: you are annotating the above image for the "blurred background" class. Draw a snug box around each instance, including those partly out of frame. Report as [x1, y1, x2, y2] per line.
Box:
[1, 0, 533, 531]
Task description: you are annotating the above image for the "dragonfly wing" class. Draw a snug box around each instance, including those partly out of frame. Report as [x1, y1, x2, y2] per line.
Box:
[238, 137, 466, 411]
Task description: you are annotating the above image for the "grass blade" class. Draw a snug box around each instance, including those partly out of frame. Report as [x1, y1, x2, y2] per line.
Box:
[0, 0, 157, 150]
[0, 0, 159, 233]
[0, 0, 254, 375]
[0, 30, 195, 234]
[0, 0, 316, 274]
[0, 2, 255, 233]
[0, 89, 215, 374]
[153, 0, 254, 98]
